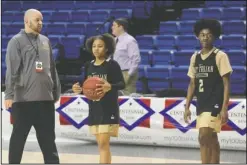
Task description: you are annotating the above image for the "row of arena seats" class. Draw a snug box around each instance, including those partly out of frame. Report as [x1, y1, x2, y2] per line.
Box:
[64, 65, 244, 95]
[2, 46, 245, 68]
[3, 7, 246, 24]
[136, 35, 246, 50]
[3, 1, 246, 12]
[181, 7, 246, 20]
[2, 20, 245, 37]
[2, 22, 110, 38]
[2, 9, 133, 23]
[159, 20, 246, 35]
[204, 1, 246, 7]
[3, 34, 245, 60]
[138, 49, 246, 66]
[2, 1, 153, 19]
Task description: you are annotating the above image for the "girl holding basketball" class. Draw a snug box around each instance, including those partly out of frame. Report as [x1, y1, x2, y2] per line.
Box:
[72, 33, 125, 164]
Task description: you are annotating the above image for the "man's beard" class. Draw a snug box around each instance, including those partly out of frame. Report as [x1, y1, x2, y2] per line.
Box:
[29, 22, 41, 34]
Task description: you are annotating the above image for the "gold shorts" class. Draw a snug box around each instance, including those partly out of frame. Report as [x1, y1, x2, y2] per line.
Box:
[196, 112, 222, 133]
[89, 124, 119, 137]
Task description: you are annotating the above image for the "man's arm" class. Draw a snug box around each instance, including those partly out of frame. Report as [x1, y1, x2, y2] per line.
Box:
[5, 38, 22, 100]
[127, 39, 141, 76]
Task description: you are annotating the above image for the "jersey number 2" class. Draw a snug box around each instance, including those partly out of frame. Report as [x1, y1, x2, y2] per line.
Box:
[199, 79, 204, 92]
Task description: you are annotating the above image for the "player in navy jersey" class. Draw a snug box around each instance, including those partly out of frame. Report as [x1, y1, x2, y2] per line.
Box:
[184, 19, 232, 163]
[72, 33, 125, 164]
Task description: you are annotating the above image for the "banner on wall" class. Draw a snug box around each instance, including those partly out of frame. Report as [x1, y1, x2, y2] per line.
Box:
[2, 92, 246, 150]
[57, 96, 246, 136]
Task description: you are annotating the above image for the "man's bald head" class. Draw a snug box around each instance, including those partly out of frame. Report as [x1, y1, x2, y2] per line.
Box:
[24, 9, 42, 23]
[24, 9, 43, 34]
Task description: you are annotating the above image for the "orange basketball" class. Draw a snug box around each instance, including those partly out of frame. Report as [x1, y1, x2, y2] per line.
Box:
[82, 77, 105, 100]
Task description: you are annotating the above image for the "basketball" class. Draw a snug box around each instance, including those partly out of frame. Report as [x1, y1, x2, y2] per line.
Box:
[82, 77, 105, 100]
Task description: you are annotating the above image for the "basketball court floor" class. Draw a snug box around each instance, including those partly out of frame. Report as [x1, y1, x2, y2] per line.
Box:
[1, 133, 246, 164]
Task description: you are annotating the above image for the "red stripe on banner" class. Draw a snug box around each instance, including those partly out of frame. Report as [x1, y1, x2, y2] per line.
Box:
[163, 117, 176, 129]
[139, 98, 151, 128]
[59, 97, 73, 125]
[222, 123, 233, 131]
[163, 99, 177, 128]
[139, 118, 150, 128]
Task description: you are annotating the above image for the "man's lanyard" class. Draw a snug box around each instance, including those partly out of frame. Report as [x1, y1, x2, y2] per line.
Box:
[24, 31, 39, 59]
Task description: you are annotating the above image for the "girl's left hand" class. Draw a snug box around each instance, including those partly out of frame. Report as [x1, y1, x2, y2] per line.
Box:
[96, 79, 112, 95]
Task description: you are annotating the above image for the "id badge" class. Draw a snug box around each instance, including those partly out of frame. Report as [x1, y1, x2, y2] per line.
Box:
[35, 61, 43, 72]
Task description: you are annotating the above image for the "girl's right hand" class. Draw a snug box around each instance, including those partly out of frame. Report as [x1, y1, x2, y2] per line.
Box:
[72, 82, 82, 94]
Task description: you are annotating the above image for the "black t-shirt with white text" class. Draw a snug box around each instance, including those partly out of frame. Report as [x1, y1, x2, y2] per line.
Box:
[83, 58, 125, 125]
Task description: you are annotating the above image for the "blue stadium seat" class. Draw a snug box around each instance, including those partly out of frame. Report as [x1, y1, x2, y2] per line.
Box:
[109, 9, 132, 19]
[136, 66, 147, 93]
[204, 1, 224, 7]
[50, 11, 70, 22]
[135, 35, 154, 50]
[38, 1, 55, 11]
[152, 50, 172, 66]
[53, 1, 75, 11]
[85, 22, 110, 38]
[139, 50, 152, 65]
[200, 8, 222, 20]
[89, 10, 110, 22]
[42, 11, 52, 22]
[173, 50, 194, 66]
[52, 48, 59, 61]
[155, 35, 176, 50]
[176, 35, 200, 50]
[181, 8, 201, 20]
[3, 1, 22, 12]
[214, 38, 222, 49]
[243, 8, 246, 20]
[222, 21, 246, 34]
[224, 1, 246, 7]
[2, 11, 14, 23]
[2, 37, 10, 50]
[113, 1, 133, 9]
[11, 11, 25, 23]
[159, 21, 178, 35]
[46, 23, 66, 36]
[231, 66, 246, 95]
[60, 35, 85, 59]
[71, 11, 89, 22]
[66, 22, 87, 35]
[7, 22, 24, 36]
[221, 8, 245, 20]
[221, 35, 245, 50]
[132, 1, 153, 19]
[90, 1, 114, 9]
[225, 50, 246, 66]
[1, 49, 6, 63]
[179, 21, 196, 35]
[48, 35, 61, 47]
[22, 1, 40, 11]
[170, 66, 190, 90]
[74, 1, 94, 10]
[146, 66, 170, 91]
[2, 22, 11, 36]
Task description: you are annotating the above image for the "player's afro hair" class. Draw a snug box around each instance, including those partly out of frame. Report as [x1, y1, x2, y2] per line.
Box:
[85, 33, 116, 58]
[194, 19, 222, 39]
